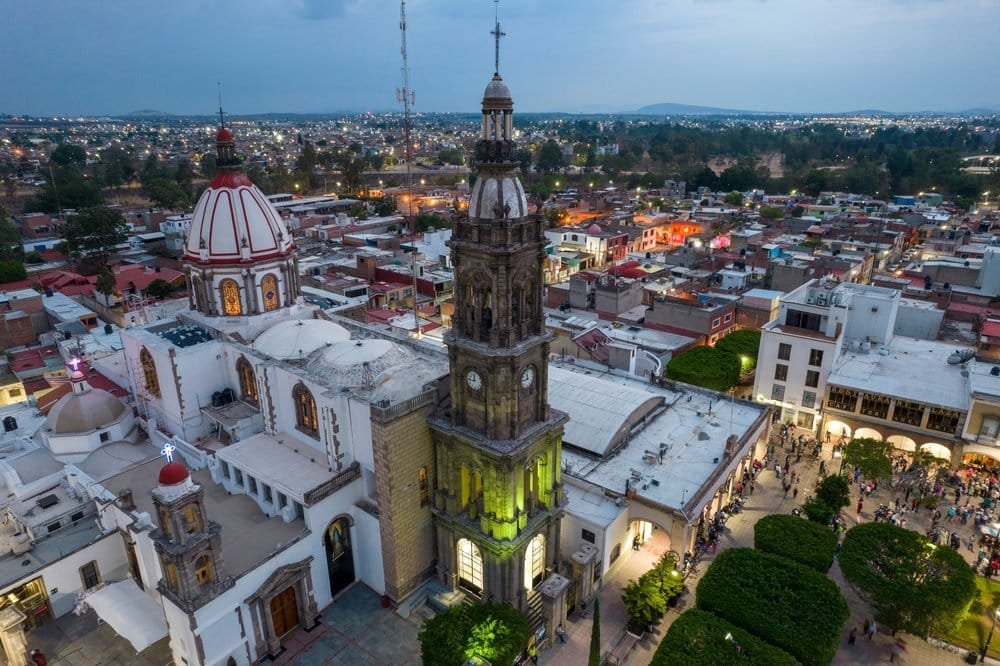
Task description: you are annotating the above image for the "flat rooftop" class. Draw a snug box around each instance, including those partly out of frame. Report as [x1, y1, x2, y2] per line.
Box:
[553, 361, 768, 511]
[101, 459, 307, 578]
[217, 433, 335, 502]
[0, 521, 108, 590]
[828, 336, 969, 410]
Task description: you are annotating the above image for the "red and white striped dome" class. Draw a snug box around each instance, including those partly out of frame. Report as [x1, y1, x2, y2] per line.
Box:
[185, 128, 294, 265]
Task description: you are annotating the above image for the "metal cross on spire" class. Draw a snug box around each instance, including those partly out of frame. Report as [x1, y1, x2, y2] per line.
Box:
[217, 81, 225, 128]
[491, 0, 505, 75]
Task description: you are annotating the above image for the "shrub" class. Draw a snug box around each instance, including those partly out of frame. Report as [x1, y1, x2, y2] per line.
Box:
[419, 602, 531, 666]
[622, 552, 685, 631]
[715, 330, 762, 371]
[754, 514, 838, 572]
[840, 522, 977, 637]
[666, 346, 741, 392]
[696, 548, 848, 665]
[652, 609, 798, 666]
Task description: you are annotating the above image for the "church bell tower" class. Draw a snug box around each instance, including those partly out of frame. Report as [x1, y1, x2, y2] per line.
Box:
[429, 10, 567, 614]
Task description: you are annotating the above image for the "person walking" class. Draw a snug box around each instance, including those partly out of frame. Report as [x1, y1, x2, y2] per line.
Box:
[556, 624, 567, 643]
[866, 619, 877, 640]
[847, 627, 857, 646]
[857, 499, 864, 517]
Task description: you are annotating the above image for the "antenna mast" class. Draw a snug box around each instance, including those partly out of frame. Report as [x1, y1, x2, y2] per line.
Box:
[217, 82, 224, 127]
[396, 0, 421, 338]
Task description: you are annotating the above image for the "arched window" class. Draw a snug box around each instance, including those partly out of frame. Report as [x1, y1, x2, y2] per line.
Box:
[524, 533, 546, 590]
[236, 356, 258, 404]
[457, 538, 483, 595]
[194, 554, 213, 586]
[180, 504, 202, 535]
[219, 279, 242, 316]
[418, 467, 429, 506]
[293, 383, 319, 437]
[140, 347, 159, 397]
[163, 559, 179, 590]
[260, 274, 280, 312]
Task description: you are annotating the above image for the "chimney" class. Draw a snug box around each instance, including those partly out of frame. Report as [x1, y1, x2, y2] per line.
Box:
[118, 489, 135, 511]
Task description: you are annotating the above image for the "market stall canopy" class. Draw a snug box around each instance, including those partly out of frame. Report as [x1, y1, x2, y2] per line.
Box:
[84, 581, 168, 653]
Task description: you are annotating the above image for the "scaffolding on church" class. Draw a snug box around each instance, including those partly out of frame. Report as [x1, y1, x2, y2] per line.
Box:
[126, 351, 165, 436]
[122, 292, 153, 328]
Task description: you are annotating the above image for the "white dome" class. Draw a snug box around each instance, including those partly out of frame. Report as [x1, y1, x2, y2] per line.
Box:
[468, 175, 529, 220]
[307, 339, 412, 388]
[185, 172, 294, 264]
[483, 74, 512, 102]
[253, 319, 350, 360]
[45, 386, 126, 434]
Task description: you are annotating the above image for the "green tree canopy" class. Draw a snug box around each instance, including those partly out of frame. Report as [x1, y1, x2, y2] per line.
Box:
[437, 147, 465, 166]
[50, 143, 87, 167]
[723, 192, 743, 206]
[653, 609, 798, 666]
[666, 346, 741, 392]
[145, 178, 190, 210]
[802, 495, 836, 526]
[815, 474, 850, 512]
[0, 205, 21, 261]
[145, 278, 177, 299]
[418, 602, 531, 666]
[0, 260, 26, 283]
[843, 436, 894, 480]
[589, 597, 601, 666]
[754, 514, 838, 572]
[696, 548, 849, 666]
[714, 330, 761, 371]
[840, 522, 977, 637]
[414, 213, 450, 233]
[62, 206, 128, 267]
[95, 265, 116, 298]
[759, 205, 784, 221]
[536, 139, 566, 174]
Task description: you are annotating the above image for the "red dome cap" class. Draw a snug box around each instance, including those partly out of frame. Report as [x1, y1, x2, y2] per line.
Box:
[158, 462, 190, 485]
[587, 223, 603, 235]
[216, 127, 233, 142]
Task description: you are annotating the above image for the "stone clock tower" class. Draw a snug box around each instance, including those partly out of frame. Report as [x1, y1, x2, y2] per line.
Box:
[429, 30, 567, 616]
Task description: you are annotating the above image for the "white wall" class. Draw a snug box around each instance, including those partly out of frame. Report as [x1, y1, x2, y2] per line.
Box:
[894, 303, 944, 341]
[843, 291, 898, 345]
[0, 531, 129, 619]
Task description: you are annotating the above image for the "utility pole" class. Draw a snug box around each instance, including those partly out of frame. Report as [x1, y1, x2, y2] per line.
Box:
[397, 0, 422, 338]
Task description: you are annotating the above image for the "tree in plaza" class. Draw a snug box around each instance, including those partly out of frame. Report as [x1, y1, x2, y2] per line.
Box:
[666, 346, 741, 392]
[843, 437, 894, 480]
[622, 577, 666, 631]
[588, 597, 601, 666]
[840, 522, 977, 637]
[754, 514, 839, 573]
[62, 206, 128, 268]
[652, 609, 798, 666]
[814, 474, 850, 513]
[418, 602, 531, 666]
[802, 495, 836, 526]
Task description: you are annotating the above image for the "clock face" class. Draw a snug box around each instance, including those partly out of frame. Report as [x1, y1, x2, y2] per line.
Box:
[521, 367, 535, 389]
[466, 370, 483, 391]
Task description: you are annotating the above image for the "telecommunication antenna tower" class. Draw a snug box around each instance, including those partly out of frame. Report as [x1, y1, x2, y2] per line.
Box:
[396, 0, 422, 338]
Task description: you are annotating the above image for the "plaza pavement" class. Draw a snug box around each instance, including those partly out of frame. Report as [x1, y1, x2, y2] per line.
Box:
[542, 434, 993, 666]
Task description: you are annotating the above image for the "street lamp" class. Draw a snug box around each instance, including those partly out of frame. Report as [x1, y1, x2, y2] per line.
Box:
[981, 607, 1000, 662]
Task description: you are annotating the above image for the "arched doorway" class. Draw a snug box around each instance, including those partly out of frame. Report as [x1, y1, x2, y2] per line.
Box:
[887, 435, 917, 453]
[920, 442, 952, 463]
[824, 421, 852, 443]
[854, 427, 883, 441]
[324, 517, 355, 598]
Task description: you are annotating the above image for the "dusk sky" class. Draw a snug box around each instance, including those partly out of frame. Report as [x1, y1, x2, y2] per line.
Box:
[2, 0, 998, 117]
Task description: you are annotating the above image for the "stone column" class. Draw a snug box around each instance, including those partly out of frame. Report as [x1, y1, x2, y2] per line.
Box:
[571, 544, 599, 610]
[538, 574, 570, 650]
[0, 606, 28, 666]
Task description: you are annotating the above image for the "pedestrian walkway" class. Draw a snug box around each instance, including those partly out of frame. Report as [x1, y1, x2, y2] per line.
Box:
[542, 432, 997, 665]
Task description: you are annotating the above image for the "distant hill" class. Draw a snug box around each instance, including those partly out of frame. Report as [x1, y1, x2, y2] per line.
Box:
[635, 102, 757, 116]
[124, 109, 176, 118]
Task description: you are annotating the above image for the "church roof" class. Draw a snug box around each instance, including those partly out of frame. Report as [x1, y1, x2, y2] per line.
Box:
[44, 384, 127, 435]
[253, 319, 350, 360]
[184, 127, 294, 265]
